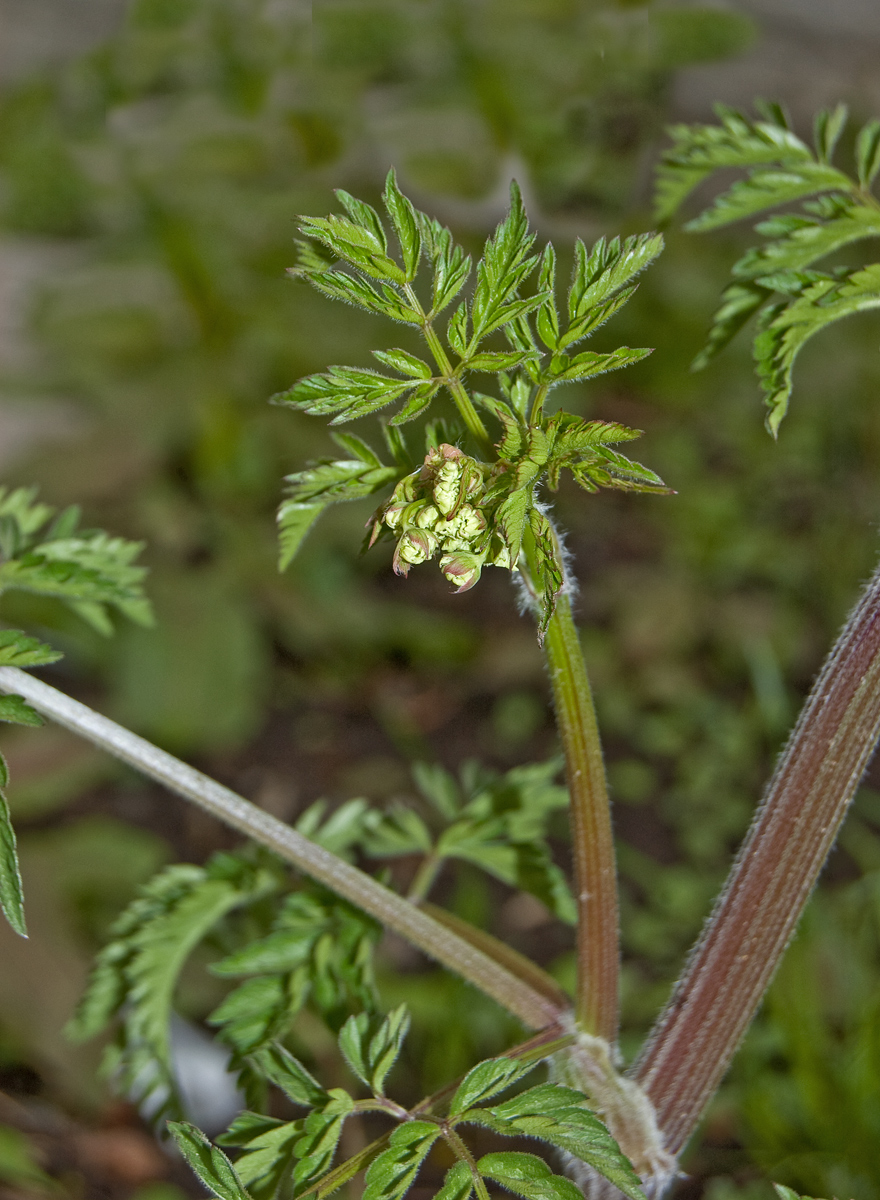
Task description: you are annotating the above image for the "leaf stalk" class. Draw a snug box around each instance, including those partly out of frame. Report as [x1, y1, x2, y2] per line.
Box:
[0, 665, 564, 1033]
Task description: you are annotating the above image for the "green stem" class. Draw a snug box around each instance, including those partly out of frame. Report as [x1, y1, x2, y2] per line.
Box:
[544, 593, 619, 1042]
[521, 526, 618, 1041]
[0, 666, 565, 1033]
[407, 854, 443, 903]
[403, 284, 494, 456]
[442, 1126, 491, 1200]
[530, 382, 550, 424]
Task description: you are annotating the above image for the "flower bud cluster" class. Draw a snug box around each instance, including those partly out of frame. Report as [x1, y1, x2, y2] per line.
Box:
[381, 444, 512, 592]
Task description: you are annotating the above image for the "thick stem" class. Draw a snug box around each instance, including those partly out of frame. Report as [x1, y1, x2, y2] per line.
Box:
[543, 593, 619, 1041]
[0, 666, 564, 1032]
[632, 561, 880, 1158]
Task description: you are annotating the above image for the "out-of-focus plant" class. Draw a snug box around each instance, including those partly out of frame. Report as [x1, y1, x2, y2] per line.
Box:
[2, 121, 880, 1199]
[0, 0, 753, 752]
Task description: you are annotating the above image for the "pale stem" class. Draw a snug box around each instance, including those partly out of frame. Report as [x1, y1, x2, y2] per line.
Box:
[632, 561, 880, 1157]
[0, 665, 564, 1033]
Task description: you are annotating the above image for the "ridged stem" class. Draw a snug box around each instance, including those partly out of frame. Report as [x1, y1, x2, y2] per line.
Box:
[543, 593, 619, 1042]
[0, 665, 564, 1032]
[632, 561, 880, 1157]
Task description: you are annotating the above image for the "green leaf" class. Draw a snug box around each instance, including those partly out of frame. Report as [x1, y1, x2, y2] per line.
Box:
[448, 1057, 534, 1117]
[465, 351, 538, 373]
[535, 244, 560, 350]
[473, 394, 525, 459]
[338, 1004, 410, 1096]
[293, 263, 420, 325]
[567, 234, 663, 326]
[383, 170, 422, 281]
[389, 383, 441, 426]
[274, 366, 422, 424]
[685, 162, 851, 233]
[299, 214, 405, 284]
[412, 761, 461, 820]
[362, 803, 434, 858]
[362, 1121, 440, 1200]
[0, 629, 63, 668]
[434, 1161, 474, 1200]
[465, 1085, 644, 1200]
[417, 213, 471, 315]
[334, 191, 387, 251]
[69, 858, 273, 1118]
[209, 973, 308, 1056]
[545, 346, 651, 383]
[470, 182, 539, 345]
[278, 453, 399, 568]
[692, 281, 770, 369]
[0, 788, 26, 937]
[372, 349, 433, 380]
[293, 1090, 355, 1190]
[217, 1115, 301, 1200]
[856, 119, 880, 187]
[655, 106, 814, 223]
[528, 508, 564, 646]
[754, 262, 880, 434]
[249, 1043, 329, 1109]
[495, 490, 531, 568]
[813, 104, 848, 163]
[0, 694, 43, 727]
[556, 287, 637, 352]
[570, 447, 669, 495]
[476, 1152, 583, 1200]
[168, 1122, 252, 1200]
[0, 532, 152, 635]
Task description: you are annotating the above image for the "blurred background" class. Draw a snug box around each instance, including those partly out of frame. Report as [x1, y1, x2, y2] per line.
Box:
[2, 1, 880, 1198]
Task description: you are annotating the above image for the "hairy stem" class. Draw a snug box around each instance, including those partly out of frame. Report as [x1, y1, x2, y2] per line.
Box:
[543, 593, 619, 1041]
[632, 562, 880, 1157]
[0, 666, 564, 1032]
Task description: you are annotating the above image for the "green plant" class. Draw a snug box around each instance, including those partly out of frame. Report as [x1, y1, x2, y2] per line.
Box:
[2, 103, 880, 1200]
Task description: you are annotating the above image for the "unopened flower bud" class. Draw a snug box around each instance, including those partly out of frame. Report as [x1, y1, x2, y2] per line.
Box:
[415, 504, 441, 529]
[446, 503, 485, 542]
[395, 528, 437, 569]
[439, 550, 484, 592]
[434, 460, 463, 516]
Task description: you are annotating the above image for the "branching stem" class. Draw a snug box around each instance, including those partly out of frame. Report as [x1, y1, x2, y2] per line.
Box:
[0, 666, 564, 1033]
[403, 283, 494, 456]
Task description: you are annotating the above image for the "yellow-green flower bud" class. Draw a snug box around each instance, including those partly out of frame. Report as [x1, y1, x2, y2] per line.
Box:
[439, 550, 485, 593]
[415, 504, 441, 530]
[433, 460, 463, 516]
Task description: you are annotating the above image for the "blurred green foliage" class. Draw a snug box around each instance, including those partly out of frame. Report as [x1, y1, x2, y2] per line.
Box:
[3, 0, 880, 1196]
